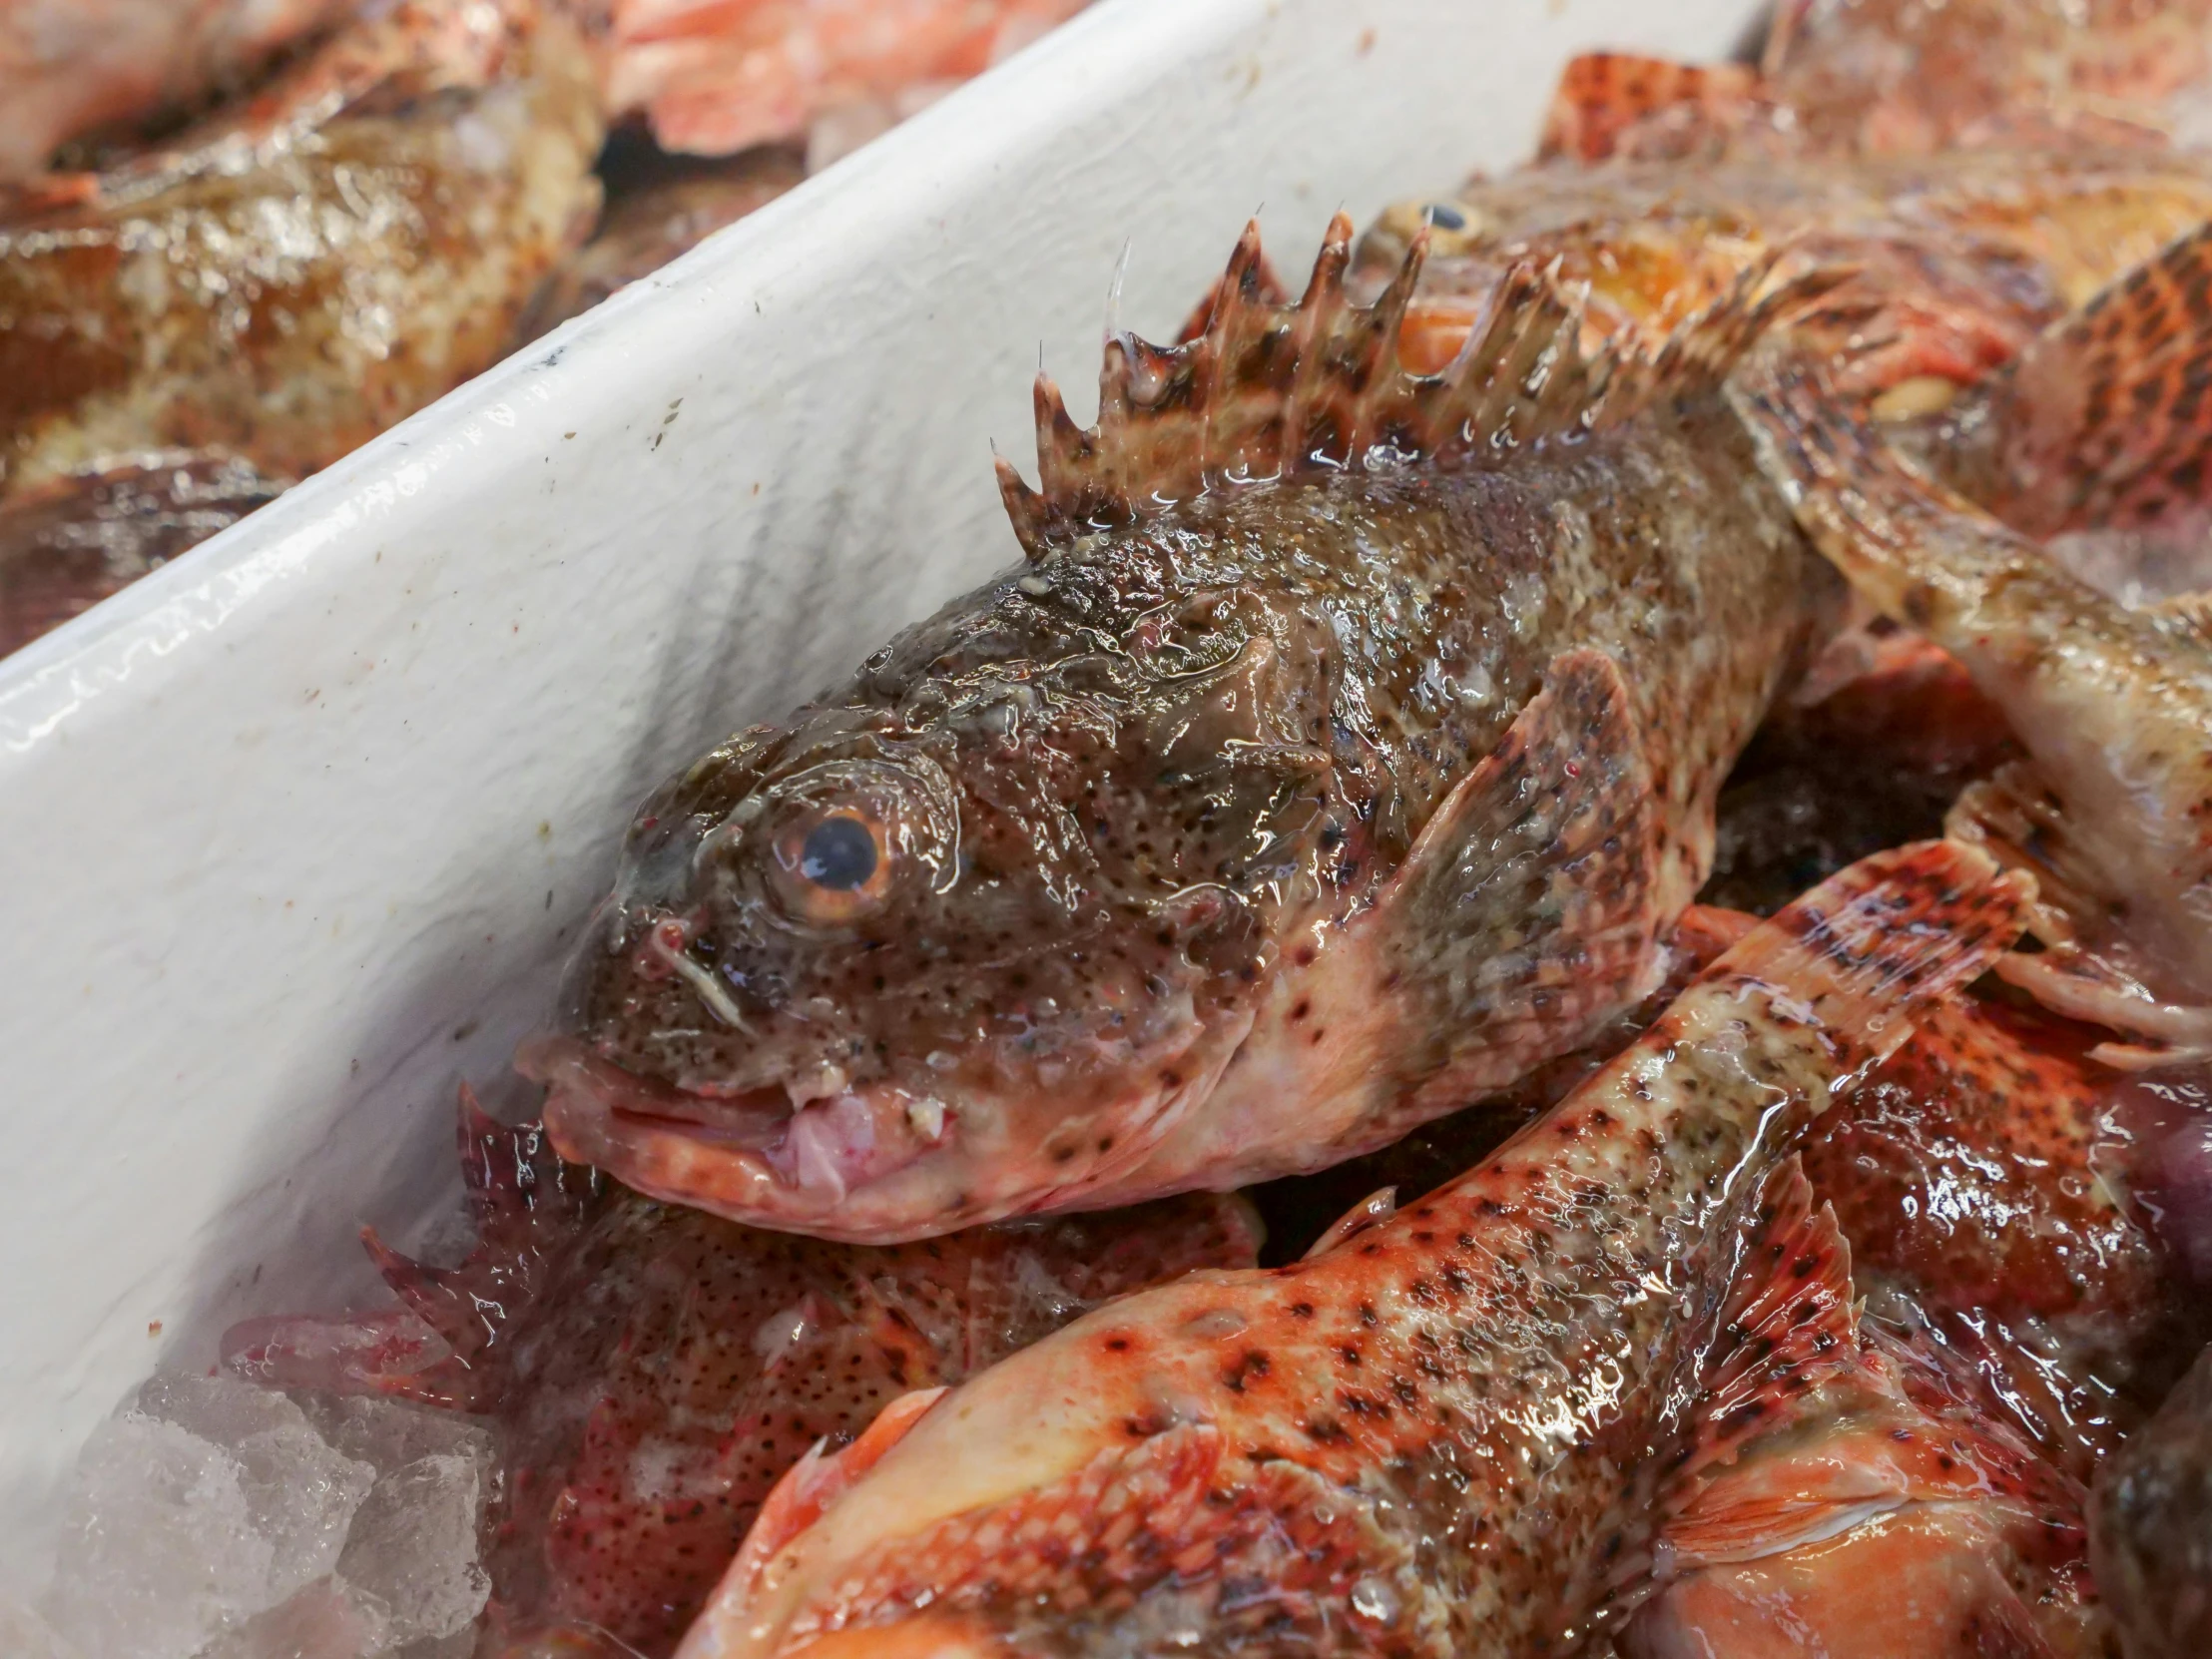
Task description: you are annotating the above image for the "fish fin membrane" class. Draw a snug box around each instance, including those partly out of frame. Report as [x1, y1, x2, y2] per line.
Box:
[1666, 1158, 1860, 1514]
[1958, 221, 2212, 538]
[726, 1385, 951, 1607]
[1707, 839, 2033, 1073]
[1385, 647, 1668, 1113]
[218, 1090, 601, 1411]
[1538, 51, 1764, 163]
[1948, 770, 2212, 1067]
[999, 216, 1831, 557]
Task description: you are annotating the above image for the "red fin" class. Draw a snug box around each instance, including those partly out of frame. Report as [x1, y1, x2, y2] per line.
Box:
[1538, 51, 1763, 162]
[1301, 1187, 1397, 1260]
[1000, 220, 1835, 556]
[1708, 839, 2033, 1073]
[1673, 1159, 1859, 1501]
[1959, 223, 2212, 538]
[728, 1385, 950, 1604]
[1387, 647, 1667, 1110]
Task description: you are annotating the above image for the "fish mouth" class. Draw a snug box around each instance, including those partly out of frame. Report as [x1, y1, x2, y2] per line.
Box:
[517, 1036, 964, 1242]
[513, 1025, 1225, 1243]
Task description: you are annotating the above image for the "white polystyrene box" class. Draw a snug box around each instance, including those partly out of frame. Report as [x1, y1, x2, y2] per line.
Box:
[0, 0, 1768, 1577]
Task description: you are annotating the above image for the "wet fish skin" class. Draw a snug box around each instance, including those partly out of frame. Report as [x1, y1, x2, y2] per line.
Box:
[0, 450, 286, 656]
[1805, 991, 2199, 1481]
[673, 842, 2031, 1659]
[528, 224, 1840, 1243]
[1734, 233, 2212, 1063]
[0, 0, 604, 510]
[2093, 1342, 2212, 1659]
[223, 1099, 1260, 1658]
[1628, 1320, 2108, 1659]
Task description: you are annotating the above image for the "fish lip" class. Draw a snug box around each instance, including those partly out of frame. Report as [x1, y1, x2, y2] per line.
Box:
[517, 1033, 946, 1238]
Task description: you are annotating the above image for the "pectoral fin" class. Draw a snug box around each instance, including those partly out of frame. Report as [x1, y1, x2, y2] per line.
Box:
[1385, 647, 1668, 1113]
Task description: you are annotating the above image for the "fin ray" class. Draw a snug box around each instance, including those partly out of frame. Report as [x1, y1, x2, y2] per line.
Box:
[1008, 221, 1832, 551]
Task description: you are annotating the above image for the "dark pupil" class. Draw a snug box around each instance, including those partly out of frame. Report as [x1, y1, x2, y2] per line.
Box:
[800, 817, 877, 891]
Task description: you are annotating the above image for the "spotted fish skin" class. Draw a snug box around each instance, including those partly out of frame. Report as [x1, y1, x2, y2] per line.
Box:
[522, 220, 1842, 1245]
[222, 1102, 1260, 1658]
[1628, 1321, 2110, 1659]
[672, 842, 2030, 1659]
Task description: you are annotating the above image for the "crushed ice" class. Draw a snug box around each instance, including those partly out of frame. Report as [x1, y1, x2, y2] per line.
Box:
[33, 1373, 495, 1659]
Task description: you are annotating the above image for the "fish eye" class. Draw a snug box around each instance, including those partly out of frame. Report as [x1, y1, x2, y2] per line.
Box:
[771, 807, 895, 924]
[800, 816, 877, 890]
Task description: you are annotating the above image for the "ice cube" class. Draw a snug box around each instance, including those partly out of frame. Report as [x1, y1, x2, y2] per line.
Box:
[137, 1372, 378, 1602]
[193, 1576, 388, 1659]
[44, 1413, 274, 1659]
[334, 1455, 490, 1644]
[232, 1422, 376, 1600]
[292, 1391, 495, 1479]
[0, 1590, 82, 1659]
[138, 1374, 308, 1449]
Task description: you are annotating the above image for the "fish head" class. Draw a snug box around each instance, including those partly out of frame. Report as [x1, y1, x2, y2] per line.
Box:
[527, 565, 1332, 1241]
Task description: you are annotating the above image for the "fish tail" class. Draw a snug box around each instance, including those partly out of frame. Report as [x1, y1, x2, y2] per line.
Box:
[1959, 220, 2212, 539]
[1707, 839, 2033, 1072]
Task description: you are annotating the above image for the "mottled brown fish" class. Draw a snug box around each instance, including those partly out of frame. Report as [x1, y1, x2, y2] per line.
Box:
[521, 215, 1844, 1243]
[670, 841, 2031, 1659]
[225, 1097, 1260, 1658]
[0, 0, 604, 650]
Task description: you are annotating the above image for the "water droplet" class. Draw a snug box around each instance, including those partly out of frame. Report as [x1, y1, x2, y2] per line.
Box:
[1350, 1574, 1400, 1625]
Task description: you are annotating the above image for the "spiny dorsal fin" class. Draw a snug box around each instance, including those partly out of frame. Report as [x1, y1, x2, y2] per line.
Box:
[1000, 216, 1820, 559]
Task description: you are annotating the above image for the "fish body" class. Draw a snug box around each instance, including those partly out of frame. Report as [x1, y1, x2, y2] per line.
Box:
[672, 842, 2030, 1659]
[526, 221, 1841, 1242]
[1805, 992, 2197, 1478]
[224, 1102, 1260, 1656]
[1735, 226, 2212, 1063]
[0, 0, 355, 182]
[1627, 1322, 2107, 1659]
[2092, 1341, 2212, 1659]
[0, 450, 285, 655]
[0, 0, 603, 526]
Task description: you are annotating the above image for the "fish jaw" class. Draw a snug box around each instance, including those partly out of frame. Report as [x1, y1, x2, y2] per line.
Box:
[521, 1014, 1249, 1242]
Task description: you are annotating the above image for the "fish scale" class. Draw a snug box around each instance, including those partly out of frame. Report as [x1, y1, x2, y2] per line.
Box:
[524, 219, 1843, 1243]
[673, 841, 2031, 1659]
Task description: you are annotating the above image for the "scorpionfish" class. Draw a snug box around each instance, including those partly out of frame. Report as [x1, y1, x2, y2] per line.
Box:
[522, 214, 1845, 1243]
